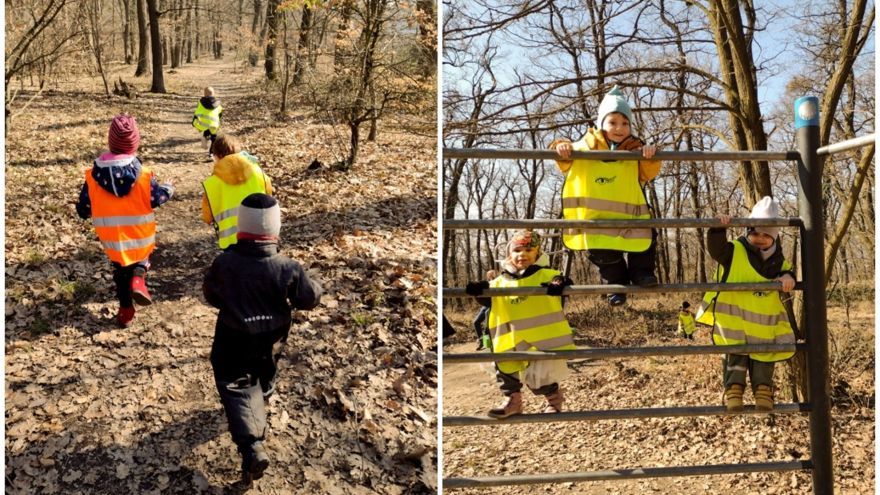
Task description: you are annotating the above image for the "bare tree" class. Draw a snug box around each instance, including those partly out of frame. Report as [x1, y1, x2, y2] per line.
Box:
[146, 0, 166, 92]
[135, 0, 150, 75]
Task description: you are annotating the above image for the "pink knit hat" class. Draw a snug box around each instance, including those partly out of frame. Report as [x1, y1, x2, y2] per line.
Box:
[108, 115, 140, 155]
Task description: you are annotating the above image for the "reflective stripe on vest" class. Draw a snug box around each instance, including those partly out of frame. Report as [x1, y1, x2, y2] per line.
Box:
[193, 102, 222, 134]
[678, 313, 696, 335]
[85, 167, 156, 266]
[695, 240, 794, 362]
[561, 138, 651, 252]
[488, 268, 575, 374]
[203, 163, 268, 249]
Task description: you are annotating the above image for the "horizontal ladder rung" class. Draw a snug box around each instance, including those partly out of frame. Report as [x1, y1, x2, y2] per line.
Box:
[443, 344, 805, 363]
[445, 282, 801, 298]
[444, 403, 810, 426]
[443, 217, 802, 230]
[443, 148, 799, 162]
[443, 460, 813, 488]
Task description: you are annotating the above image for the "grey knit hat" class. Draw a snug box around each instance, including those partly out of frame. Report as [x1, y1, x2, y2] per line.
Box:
[238, 193, 281, 238]
[596, 85, 634, 128]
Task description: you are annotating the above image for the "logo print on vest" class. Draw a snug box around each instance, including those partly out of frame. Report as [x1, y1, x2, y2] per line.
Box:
[752, 291, 769, 297]
[595, 176, 616, 185]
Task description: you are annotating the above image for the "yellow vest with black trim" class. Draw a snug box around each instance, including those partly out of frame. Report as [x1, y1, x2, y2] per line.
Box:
[203, 165, 268, 249]
[193, 102, 223, 134]
[678, 312, 696, 336]
[695, 240, 794, 362]
[561, 136, 652, 251]
[488, 268, 576, 374]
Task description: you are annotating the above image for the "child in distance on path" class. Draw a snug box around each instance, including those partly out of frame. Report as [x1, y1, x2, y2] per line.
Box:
[204, 193, 322, 482]
[192, 86, 223, 156]
[201, 134, 273, 250]
[76, 114, 174, 327]
[695, 196, 796, 412]
[466, 230, 575, 418]
[551, 85, 661, 307]
[677, 301, 696, 340]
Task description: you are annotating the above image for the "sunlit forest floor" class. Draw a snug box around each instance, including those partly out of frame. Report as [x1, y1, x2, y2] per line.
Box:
[6, 59, 437, 494]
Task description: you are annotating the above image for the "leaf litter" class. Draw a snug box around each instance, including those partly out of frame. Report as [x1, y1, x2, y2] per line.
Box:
[6, 60, 437, 494]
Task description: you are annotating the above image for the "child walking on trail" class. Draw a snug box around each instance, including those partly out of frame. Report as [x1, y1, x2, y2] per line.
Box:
[677, 301, 696, 340]
[203, 193, 322, 483]
[551, 85, 661, 307]
[201, 134, 273, 250]
[76, 114, 174, 328]
[465, 230, 576, 418]
[192, 86, 223, 156]
[695, 196, 796, 412]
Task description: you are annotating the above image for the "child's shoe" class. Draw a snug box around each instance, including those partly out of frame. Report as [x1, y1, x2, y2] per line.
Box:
[724, 384, 744, 412]
[543, 389, 564, 414]
[754, 384, 774, 411]
[609, 293, 627, 306]
[130, 276, 152, 306]
[241, 441, 270, 482]
[635, 275, 659, 287]
[487, 392, 523, 419]
[116, 307, 136, 328]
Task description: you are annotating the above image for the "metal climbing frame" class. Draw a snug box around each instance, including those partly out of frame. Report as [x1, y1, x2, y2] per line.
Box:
[441, 96, 875, 494]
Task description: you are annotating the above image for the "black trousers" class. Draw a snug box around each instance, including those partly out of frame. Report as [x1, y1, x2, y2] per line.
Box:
[203, 129, 217, 154]
[211, 324, 284, 450]
[111, 261, 148, 308]
[586, 229, 657, 285]
[495, 365, 558, 397]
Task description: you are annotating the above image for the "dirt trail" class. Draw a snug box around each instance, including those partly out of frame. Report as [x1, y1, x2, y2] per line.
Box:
[6, 59, 437, 494]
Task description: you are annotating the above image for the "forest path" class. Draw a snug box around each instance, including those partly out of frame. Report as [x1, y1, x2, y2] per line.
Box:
[6, 58, 438, 494]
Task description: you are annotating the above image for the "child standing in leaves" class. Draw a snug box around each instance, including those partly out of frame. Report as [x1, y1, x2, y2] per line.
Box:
[466, 230, 575, 418]
[551, 85, 661, 307]
[192, 86, 223, 156]
[204, 193, 322, 482]
[201, 134, 273, 250]
[76, 114, 173, 328]
[677, 301, 696, 340]
[695, 196, 796, 412]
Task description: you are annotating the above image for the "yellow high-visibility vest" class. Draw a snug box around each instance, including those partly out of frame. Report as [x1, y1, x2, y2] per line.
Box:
[561, 138, 652, 251]
[488, 268, 576, 374]
[203, 164, 268, 249]
[193, 102, 223, 134]
[678, 312, 696, 336]
[695, 240, 794, 362]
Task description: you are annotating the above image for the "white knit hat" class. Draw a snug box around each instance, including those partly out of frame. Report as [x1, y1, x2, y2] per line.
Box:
[748, 196, 780, 239]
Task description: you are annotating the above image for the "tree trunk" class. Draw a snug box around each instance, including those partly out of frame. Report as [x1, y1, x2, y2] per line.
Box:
[120, 0, 132, 64]
[415, 0, 434, 76]
[134, 0, 149, 76]
[264, 0, 280, 80]
[292, 5, 312, 85]
[146, 0, 165, 92]
[87, 0, 111, 96]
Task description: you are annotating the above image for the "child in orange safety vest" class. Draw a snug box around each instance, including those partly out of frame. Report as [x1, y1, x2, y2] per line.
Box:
[76, 115, 174, 327]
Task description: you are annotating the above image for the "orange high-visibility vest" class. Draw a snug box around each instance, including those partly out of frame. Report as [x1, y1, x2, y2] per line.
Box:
[85, 165, 156, 265]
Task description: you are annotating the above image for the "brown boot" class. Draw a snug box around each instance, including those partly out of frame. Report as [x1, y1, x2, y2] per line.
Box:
[487, 392, 523, 419]
[724, 384, 744, 412]
[543, 389, 564, 414]
[754, 384, 774, 411]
